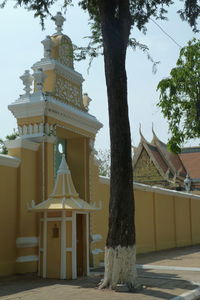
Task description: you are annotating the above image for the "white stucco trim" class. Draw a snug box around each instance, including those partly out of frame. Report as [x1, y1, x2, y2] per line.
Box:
[43, 212, 47, 278]
[99, 176, 200, 200]
[16, 237, 39, 248]
[0, 154, 21, 168]
[5, 138, 39, 151]
[9, 95, 102, 136]
[134, 182, 200, 200]
[60, 211, 66, 279]
[16, 255, 38, 263]
[32, 58, 84, 85]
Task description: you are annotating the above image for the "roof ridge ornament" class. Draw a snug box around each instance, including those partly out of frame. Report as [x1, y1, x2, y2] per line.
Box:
[53, 12, 66, 35]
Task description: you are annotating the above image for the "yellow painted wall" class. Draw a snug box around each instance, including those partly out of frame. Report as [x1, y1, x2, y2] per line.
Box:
[154, 193, 176, 250]
[91, 171, 200, 267]
[0, 165, 17, 276]
[174, 197, 191, 247]
[135, 190, 156, 253]
[7, 147, 39, 274]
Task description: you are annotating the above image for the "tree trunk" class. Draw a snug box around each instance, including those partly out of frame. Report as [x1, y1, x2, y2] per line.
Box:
[98, 0, 136, 289]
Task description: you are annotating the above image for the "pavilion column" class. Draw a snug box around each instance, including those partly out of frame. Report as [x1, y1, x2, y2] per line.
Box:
[60, 211, 66, 279]
[72, 211, 77, 279]
[43, 211, 47, 278]
[86, 213, 90, 276]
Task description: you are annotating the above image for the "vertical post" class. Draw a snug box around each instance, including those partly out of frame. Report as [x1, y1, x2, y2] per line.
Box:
[60, 210, 66, 279]
[72, 211, 77, 279]
[86, 213, 90, 276]
[38, 215, 41, 276]
[43, 211, 47, 278]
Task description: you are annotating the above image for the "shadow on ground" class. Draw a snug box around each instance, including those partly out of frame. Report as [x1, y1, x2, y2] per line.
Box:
[136, 244, 200, 265]
[0, 269, 199, 300]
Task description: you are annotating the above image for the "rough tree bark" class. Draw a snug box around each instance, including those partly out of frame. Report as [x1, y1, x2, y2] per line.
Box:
[98, 0, 136, 289]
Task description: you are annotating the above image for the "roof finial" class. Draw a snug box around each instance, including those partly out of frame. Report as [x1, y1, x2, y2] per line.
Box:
[139, 123, 142, 136]
[58, 154, 70, 174]
[53, 12, 66, 35]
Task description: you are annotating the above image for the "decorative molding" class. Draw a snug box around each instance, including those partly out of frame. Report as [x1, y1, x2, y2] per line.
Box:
[16, 237, 39, 248]
[58, 40, 73, 68]
[47, 98, 102, 135]
[5, 138, 39, 151]
[0, 154, 21, 168]
[32, 58, 83, 86]
[16, 255, 39, 263]
[54, 75, 82, 109]
[9, 95, 102, 136]
[18, 123, 56, 138]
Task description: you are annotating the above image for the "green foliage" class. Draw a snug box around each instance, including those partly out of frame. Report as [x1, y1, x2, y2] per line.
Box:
[0, 131, 19, 155]
[96, 149, 110, 177]
[157, 38, 200, 153]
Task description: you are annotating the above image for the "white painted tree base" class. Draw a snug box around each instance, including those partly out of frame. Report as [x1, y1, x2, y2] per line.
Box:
[98, 245, 137, 290]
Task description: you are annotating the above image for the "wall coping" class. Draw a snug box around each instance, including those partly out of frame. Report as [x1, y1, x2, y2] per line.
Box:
[5, 138, 39, 151]
[99, 176, 200, 200]
[0, 154, 21, 168]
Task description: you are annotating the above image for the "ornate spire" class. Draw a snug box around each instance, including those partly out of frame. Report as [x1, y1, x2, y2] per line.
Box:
[41, 35, 52, 58]
[20, 70, 33, 96]
[53, 12, 66, 35]
[33, 68, 47, 92]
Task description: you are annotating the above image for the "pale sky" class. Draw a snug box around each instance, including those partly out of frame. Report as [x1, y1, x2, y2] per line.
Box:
[0, 1, 199, 150]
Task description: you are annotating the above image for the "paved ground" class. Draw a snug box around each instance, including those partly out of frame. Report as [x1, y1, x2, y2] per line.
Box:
[0, 245, 200, 300]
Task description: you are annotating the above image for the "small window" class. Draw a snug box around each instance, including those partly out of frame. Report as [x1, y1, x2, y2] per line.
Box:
[52, 224, 59, 238]
[54, 138, 67, 178]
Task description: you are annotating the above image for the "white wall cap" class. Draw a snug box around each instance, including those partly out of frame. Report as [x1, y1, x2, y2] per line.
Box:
[99, 176, 200, 200]
[133, 182, 200, 200]
[0, 154, 21, 168]
[16, 255, 39, 263]
[16, 237, 39, 248]
[32, 58, 84, 84]
[8, 95, 102, 136]
[5, 138, 40, 151]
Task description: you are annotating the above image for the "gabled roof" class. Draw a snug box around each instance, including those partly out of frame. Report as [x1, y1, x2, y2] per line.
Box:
[152, 130, 187, 178]
[133, 130, 200, 183]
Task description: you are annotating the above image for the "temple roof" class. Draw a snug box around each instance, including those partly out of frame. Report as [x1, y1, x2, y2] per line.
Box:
[30, 155, 98, 211]
[133, 130, 200, 182]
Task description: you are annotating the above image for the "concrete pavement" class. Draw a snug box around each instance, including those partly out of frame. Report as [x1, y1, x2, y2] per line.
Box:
[0, 245, 200, 300]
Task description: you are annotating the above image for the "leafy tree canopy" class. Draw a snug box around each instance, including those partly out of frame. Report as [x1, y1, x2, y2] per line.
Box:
[96, 149, 110, 177]
[157, 38, 200, 153]
[1, 0, 199, 56]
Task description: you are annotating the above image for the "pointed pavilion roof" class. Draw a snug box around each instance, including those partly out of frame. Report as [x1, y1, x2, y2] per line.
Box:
[30, 155, 98, 212]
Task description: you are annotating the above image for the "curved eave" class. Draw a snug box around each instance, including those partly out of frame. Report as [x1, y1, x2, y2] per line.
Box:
[29, 197, 98, 212]
[8, 94, 102, 136]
